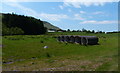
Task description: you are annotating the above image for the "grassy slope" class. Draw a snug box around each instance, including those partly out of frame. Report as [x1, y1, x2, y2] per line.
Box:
[43, 21, 60, 30]
[2, 32, 118, 71]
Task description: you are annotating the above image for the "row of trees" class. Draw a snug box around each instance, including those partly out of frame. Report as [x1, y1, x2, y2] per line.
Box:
[66, 28, 105, 33]
[2, 13, 47, 35]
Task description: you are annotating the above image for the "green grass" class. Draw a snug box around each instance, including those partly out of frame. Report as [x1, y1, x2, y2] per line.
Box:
[2, 32, 118, 71]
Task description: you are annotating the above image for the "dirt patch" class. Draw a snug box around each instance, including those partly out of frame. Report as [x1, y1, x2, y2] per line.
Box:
[2, 56, 114, 71]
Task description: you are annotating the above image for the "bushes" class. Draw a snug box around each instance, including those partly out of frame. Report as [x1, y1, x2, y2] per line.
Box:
[2, 26, 24, 35]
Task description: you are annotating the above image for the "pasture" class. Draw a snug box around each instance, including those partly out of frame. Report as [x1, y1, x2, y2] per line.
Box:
[2, 32, 118, 71]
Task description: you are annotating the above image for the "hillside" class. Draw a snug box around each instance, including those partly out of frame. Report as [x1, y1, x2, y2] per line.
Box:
[43, 21, 61, 30]
[2, 13, 62, 35]
[2, 13, 47, 35]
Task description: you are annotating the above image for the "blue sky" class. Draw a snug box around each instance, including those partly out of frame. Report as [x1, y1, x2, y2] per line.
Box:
[1, 1, 119, 32]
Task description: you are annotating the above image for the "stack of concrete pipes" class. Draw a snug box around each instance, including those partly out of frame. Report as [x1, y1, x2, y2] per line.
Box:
[57, 35, 98, 45]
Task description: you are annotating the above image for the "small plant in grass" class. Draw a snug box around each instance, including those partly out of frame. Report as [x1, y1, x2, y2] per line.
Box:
[46, 52, 51, 58]
[31, 57, 37, 59]
[31, 62, 35, 64]
[40, 40, 44, 43]
[3, 61, 6, 64]
[65, 43, 68, 45]
[4, 37, 7, 38]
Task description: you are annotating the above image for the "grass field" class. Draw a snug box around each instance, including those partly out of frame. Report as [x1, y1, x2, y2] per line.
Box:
[2, 32, 118, 71]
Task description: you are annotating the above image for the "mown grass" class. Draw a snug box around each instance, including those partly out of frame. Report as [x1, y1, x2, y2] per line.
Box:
[2, 32, 118, 71]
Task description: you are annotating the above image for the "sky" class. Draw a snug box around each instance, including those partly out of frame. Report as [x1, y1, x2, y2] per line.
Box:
[1, 0, 119, 32]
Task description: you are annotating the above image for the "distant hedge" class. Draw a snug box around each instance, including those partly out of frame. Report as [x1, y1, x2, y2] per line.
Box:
[2, 13, 47, 35]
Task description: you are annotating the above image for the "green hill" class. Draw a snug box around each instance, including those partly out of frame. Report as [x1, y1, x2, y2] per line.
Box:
[2, 13, 62, 35]
[43, 21, 61, 31]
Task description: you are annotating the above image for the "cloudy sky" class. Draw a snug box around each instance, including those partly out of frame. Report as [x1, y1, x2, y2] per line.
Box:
[1, 0, 119, 32]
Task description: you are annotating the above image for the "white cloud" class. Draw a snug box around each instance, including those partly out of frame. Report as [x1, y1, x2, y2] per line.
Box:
[92, 11, 104, 15]
[3, 2, 38, 17]
[3, 0, 119, 10]
[39, 13, 69, 21]
[63, 2, 104, 8]
[63, 0, 119, 8]
[79, 20, 118, 24]
[80, 11, 86, 14]
[73, 14, 85, 20]
[3, 2, 69, 21]
[59, 5, 64, 9]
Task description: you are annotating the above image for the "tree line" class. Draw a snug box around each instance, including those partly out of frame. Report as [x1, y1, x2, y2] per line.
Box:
[2, 13, 47, 35]
[66, 28, 120, 34]
[66, 28, 105, 34]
